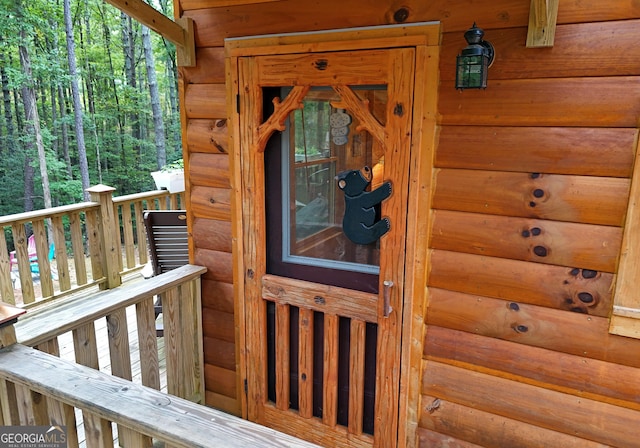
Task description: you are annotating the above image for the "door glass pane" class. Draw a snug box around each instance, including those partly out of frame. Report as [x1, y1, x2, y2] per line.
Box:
[281, 86, 387, 275]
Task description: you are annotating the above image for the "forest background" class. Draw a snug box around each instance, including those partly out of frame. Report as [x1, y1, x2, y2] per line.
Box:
[0, 0, 180, 218]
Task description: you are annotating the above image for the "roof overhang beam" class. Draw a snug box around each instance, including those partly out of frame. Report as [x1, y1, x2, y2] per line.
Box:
[104, 0, 195, 66]
[526, 0, 559, 47]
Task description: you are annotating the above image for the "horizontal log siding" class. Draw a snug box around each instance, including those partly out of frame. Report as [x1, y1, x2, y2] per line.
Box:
[177, 0, 640, 445]
[425, 6, 640, 448]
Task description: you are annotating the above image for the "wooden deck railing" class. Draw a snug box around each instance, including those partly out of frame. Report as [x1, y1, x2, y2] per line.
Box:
[0, 185, 184, 308]
[0, 266, 318, 447]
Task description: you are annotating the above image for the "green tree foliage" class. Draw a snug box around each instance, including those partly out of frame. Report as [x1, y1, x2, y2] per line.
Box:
[0, 0, 181, 216]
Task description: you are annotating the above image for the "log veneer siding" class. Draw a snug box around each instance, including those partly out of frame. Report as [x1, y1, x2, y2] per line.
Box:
[175, 0, 640, 445]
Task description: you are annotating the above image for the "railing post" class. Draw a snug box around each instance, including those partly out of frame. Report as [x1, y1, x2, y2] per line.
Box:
[0, 303, 26, 426]
[87, 185, 122, 289]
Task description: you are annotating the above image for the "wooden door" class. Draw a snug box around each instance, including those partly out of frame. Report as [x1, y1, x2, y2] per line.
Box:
[232, 43, 416, 447]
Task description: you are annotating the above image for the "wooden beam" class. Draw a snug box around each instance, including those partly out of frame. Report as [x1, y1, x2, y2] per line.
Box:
[104, 0, 195, 66]
[526, 0, 559, 47]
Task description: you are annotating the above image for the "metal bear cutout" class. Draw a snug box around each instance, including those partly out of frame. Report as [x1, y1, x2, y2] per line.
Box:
[336, 166, 392, 245]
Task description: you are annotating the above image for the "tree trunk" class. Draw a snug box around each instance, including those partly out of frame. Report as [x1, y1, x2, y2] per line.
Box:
[63, 0, 91, 200]
[0, 49, 16, 154]
[58, 85, 73, 178]
[121, 13, 141, 168]
[142, 23, 167, 169]
[18, 31, 51, 213]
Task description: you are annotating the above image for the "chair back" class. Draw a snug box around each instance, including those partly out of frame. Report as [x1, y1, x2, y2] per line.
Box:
[143, 210, 189, 276]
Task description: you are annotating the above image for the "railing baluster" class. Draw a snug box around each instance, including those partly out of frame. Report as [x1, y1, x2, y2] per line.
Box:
[51, 215, 71, 291]
[73, 322, 99, 369]
[299, 307, 314, 418]
[134, 200, 148, 266]
[121, 203, 136, 269]
[83, 411, 113, 447]
[69, 211, 88, 285]
[275, 302, 290, 411]
[323, 314, 339, 427]
[348, 319, 366, 435]
[12, 224, 35, 304]
[136, 297, 161, 390]
[0, 235, 14, 304]
[48, 398, 79, 448]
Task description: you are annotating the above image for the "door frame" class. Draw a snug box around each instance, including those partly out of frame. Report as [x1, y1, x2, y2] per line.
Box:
[226, 22, 440, 447]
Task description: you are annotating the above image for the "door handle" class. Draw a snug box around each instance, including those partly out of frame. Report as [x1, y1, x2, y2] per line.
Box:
[383, 280, 394, 318]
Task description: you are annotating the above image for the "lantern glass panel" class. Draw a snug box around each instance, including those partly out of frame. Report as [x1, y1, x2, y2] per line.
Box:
[456, 54, 488, 89]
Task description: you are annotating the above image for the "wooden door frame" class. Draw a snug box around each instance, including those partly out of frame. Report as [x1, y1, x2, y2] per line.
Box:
[226, 22, 440, 448]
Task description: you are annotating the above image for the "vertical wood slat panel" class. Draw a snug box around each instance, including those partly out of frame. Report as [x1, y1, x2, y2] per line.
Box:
[136, 297, 161, 390]
[298, 307, 314, 419]
[32, 220, 54, 298]
[134, 201, 148, 266]
[36, 338, 60, 357]
[121, 204, 136, 269]
[69, 211, 88, 285]
[14, 383, 36, 425]
[0, 380, 19, 425]
[107, 308, 132, 380]
[179, 281, 199, 402]
[12, 224, 35, 304]
[47, 398, 79, 448]
[348, 319, 366, 435]
[83, 411, 113, 448]
[85, 209, 104, 286]
[0, 235, 14, 304]
[51, 215, 71, 291]
[164, 286, 182, 397]
[275, 303, 290, 411]
[73, 322, 99, 369]
[323, 314, 339, 427]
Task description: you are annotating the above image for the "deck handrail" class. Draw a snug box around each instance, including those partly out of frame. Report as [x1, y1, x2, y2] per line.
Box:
[0, 344, 318, 448]
[0, 185, 184, 307]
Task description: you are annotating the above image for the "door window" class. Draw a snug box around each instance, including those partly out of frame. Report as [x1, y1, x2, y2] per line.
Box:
[266, 86, 388, 293]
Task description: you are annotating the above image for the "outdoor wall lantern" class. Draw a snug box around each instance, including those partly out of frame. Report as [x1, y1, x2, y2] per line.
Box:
[456, 23, 495, 90]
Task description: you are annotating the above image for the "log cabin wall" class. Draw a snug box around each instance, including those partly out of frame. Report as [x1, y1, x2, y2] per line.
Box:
[176, 0, 640, 445]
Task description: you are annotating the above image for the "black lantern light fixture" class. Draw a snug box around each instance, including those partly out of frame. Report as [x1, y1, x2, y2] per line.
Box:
[455, 23, 495, 90]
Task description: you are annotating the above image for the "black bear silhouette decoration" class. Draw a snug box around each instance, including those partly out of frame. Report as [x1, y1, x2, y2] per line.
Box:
[337, 166, 392, 245]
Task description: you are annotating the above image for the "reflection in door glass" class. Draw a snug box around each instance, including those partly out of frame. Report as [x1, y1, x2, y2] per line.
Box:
[282, 86, 387, 275]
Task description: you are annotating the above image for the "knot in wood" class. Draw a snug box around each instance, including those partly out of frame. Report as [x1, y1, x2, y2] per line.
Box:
[393, 7, 410, 23]
[314, 296, 326, 305]
[314, 59, 329, 71]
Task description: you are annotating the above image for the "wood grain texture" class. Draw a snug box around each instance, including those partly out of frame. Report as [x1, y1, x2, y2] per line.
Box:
[204, 363, 238, 398]
[262, 275, 378, 323]
[192, 218, 233, 252]
[182, 47, 226, 84]
[442, 20, 640, 80]
[184, 83, 227, 118]
[201, 278, 234, 312]
[0, 344, 318, 447]
[189, 152, 230, 188]
[194, 248, 233, 283]
[436, 126, 637, 177]
[439, 77, 640, 127]
[433, 169, 630, 226]
[202, 310, 235, 342]
[203, 336, 236, 370]
[428, 250, 614, 316]
[431, 210, 623, 273]
[425, 326, 640, 410]
[184, 0, 640, 47]
[426, 287, 640, 368]
[419, 394, 611, 448]
[189, 185, 232, 220]
[422, 361, 640, 448]
[187, 119, 229, 154]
